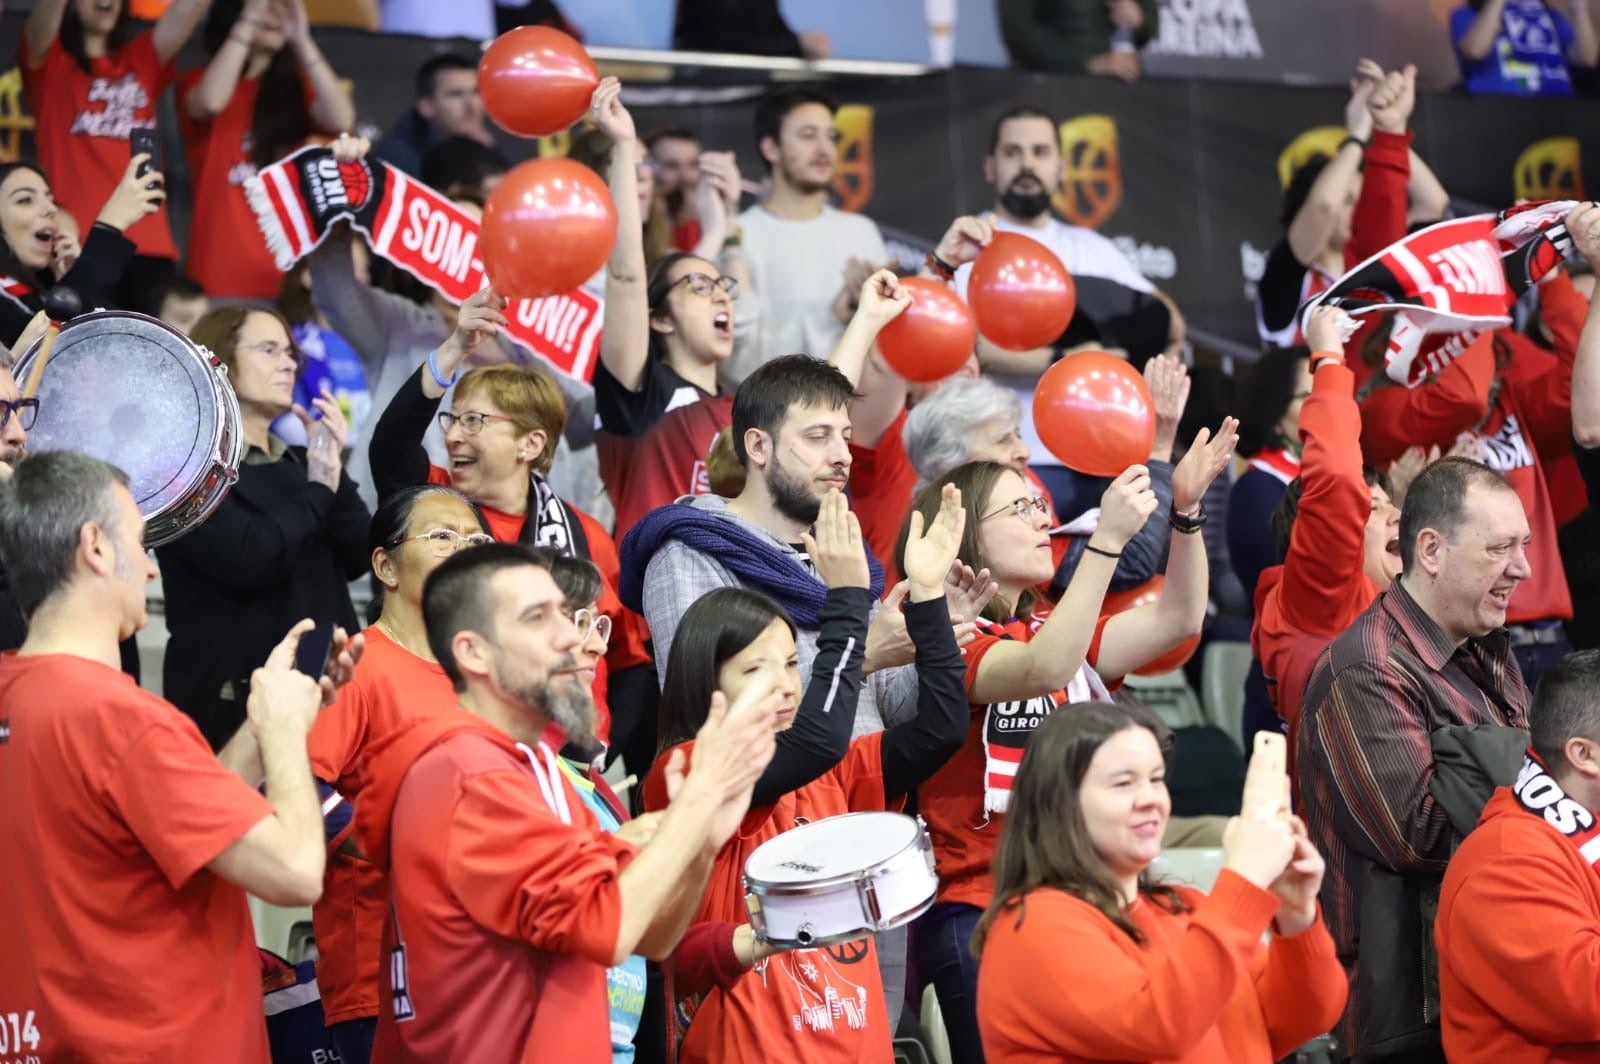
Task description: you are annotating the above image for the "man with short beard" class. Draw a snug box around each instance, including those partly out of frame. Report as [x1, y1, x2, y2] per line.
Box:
[353, 543, 779, 1063]
[730, 87, 889, 385]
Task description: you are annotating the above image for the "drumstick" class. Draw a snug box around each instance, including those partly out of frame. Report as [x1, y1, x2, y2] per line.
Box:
[21, 287, 84, 399]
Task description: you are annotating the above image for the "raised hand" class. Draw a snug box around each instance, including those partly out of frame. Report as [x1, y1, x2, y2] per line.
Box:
[1094, 464, 1159, 552]
[1368, 63, 1417, 135]
[690, 680, 782, 848]
[449, 286, 510, 361]
[1345, 59, 1381, 141]
[1107, 0, 1145, 30]
[932, 215, 994, 271]
[855, 269, 911, 329]
[96, 154, 165, 232]
[330, 132, 371, 164]
[294, 384, 348, 491]
[1570, 201, 1600, 270]
[1270, 816, 1327, 934]
[800, 490, 870, 590]
[1171, 416, 1239, 514]
[589, 77, 635, 145]
[50, 222, 81, 281]
[1304, 305, 1350, 358]
[699, 151, 743, 216]
[945, 561, 999, 625]
[902, 484, 966, 601]
[1144, 354, 1190, 462]
[1222, 732, 1297, 890]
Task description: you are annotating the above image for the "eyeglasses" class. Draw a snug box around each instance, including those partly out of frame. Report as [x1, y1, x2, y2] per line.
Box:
[0, 398, 38, 432]
[569, 606, 612, 644]
[981, 495, 1051, 523]
[438, 411, 517, 435]
[248, 340, 303, 369]
[669, 273, 739, 300]
[391, 528, 495, 557]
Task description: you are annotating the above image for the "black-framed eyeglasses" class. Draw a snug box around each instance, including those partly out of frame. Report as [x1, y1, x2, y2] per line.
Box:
[669, 272, 739, 300]
[0, 398, 38, 432]
[438, 411, 516, 435]
[981, 495, 1050, 522]
[388, 528, 495, 557]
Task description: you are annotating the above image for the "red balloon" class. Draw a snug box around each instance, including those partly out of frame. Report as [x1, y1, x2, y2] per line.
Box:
[875, 277, 978, 383]
[966, 232, 1077, 351]
[1099, 576, 1201, 676]
[482, 158, 617, 299]
[479, 27, 599, 138]
[1033, 351, 1154, 476]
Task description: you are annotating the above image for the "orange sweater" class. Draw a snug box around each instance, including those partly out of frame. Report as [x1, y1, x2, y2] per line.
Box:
[976, 870, 1347, 1063]
[1437, 789, 1600, 1062]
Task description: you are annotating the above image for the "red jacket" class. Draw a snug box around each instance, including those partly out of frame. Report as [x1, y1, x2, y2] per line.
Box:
[1437, 788, 1600, 1062]
[1253, 360, 1379, 745]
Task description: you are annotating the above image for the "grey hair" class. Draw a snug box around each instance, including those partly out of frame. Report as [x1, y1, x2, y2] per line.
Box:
[0, 450, 129, 617]
[904, 376, 1022, 487]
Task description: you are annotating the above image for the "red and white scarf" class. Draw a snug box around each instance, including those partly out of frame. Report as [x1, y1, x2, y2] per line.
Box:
[246, 146, 603, 382]
[1246, 447, 1301, 486]
[0, 275, 32, 316]
[1513, 749, 1600, 872]
[979, 611, 1112, 814]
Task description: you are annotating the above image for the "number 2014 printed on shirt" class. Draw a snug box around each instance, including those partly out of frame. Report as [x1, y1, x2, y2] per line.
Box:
[0, 1009, 42, 1058]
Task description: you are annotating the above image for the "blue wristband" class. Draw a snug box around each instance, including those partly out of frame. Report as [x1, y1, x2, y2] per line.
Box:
[427, 348, 458, 389]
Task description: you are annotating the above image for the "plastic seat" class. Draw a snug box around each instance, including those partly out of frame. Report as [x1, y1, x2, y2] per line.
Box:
[1121, 670, 1205, 730]
[1200, 640, 1253, 749]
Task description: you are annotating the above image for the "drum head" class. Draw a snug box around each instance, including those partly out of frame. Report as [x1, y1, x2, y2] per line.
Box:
[745, 812, 919, 886]
[18, 313, 223, 523]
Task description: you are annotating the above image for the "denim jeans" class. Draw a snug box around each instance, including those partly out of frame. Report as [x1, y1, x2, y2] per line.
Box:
[327, 1017, 376, 1064]
[916, 903, 986, 1064]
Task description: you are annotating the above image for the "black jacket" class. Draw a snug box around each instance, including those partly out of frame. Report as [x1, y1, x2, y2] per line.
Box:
[156, 447, 370, 750]
[0, 224, 135, 347]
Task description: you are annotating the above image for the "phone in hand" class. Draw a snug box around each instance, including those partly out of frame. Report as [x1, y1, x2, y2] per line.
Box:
[293, 623, 336, 680]
[130, 127, 160, 183]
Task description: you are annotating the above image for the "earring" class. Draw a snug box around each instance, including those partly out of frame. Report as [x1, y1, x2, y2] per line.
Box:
[518, 451, 528, 461]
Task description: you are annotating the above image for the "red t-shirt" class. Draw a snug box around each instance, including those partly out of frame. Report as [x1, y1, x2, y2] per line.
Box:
[422, 463, 651, 745]
[22, 33, 179, 259]
[643, 734, 898, 1064]
[177, 70, 312, 298]
[0, 652, 272, 1061]
[848, 409, 920, 570]
[306, 626, 460, 1025]
[918, 614, 1110, 910]
[375, 729, 637, 1063]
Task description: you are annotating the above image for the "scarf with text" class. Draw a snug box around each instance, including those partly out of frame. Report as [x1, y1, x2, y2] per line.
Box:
[980, 611, 1112, 815]
[1300, 200, 1580, 388]
[246, 146, 602, 382]
[1512, 749, 1600, 875]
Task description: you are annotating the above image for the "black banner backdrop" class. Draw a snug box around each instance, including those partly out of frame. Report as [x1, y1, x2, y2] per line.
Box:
[0, 15, 1587, 352]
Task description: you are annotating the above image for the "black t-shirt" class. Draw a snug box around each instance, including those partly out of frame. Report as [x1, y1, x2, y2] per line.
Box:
[593, 357, 710, 439]
[1254, 238, 1329, 349]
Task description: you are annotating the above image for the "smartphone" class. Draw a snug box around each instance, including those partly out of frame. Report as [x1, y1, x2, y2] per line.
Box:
[130, 127, 160, 181]
[294, 623, 336, 680]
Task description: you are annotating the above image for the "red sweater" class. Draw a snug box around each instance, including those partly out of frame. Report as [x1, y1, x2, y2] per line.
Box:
[1437, 789, 1600, 1062]
[1252, 360, 1378, 746]
[977, 871, 1347, 1063]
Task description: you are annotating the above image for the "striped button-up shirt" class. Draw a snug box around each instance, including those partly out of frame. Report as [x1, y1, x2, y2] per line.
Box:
[1297, 580, 1527, 1054]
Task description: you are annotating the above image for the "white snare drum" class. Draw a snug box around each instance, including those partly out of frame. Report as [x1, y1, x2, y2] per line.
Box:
[14, 311, 243, 548]
[743, 811, 939, 949]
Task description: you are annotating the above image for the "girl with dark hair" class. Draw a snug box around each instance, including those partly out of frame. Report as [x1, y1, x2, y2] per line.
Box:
[303, 484, 490, 1064]
[1227, 345, 1312, 602]
[973, 705, 1345, 1062]
[21, 0, 208, 284]
[180, 0, 354, 300]
[0, 160, 161, 345]
[642, 487, 970, 1063]
[900, 419, 1235, 1064]
[158, 304, 371, 749]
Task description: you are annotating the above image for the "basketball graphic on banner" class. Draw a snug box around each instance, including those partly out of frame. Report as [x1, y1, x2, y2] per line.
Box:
[831, 104, 876, 213]
[1052, 115, 1121, 229]
[1515, 137, 1584, 203]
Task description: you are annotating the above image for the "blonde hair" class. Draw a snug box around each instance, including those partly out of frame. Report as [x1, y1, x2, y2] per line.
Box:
[453, 365, 567, 476]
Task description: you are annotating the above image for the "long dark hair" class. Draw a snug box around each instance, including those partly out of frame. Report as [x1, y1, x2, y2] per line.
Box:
[0, 162, 53, 291]
[365, 485, 488, 624]
[657, 587, 795, 753]
[202, 0, 310, 167]
[60, 0, 137, 74]
[972, 701, 1189, 955]
[1236, 346, 1309, 457]
[897, 461, 1033, 623]
[644, 251, 702, 364]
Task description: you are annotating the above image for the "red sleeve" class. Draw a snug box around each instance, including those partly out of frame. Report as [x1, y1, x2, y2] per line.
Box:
[979, 874, 1280, 1060]
[1252, 910, 1348, 1059]
[128, 30, 178, 94]
[1344, 130, 1412, 268]
[445, 768, 638, 967]
[106, 717, 274, 889]
[1359, 333, 1496, 466]
[962, 628, 1006, 694]
[642, 742, 691, 813]
[1504, 274, 1590, 462]
[669, 921, 747, 997]
[1278, 363, 1373, 635]
[580, 511, 651, 672]
[306, 683, 370, 790]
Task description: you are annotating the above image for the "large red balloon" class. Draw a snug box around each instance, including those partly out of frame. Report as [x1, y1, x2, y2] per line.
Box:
[482, 158, 617, 299]
[1099, 576, 1201, 676]
[1033, 351, 1154, 476]
[966, 232, 1076, 351]
[479, 27, 599, 138]
[876, 277, 978, 383]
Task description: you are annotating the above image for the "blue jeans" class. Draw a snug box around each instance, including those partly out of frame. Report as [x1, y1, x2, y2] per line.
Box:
[917, 903, 986, 1064]
[1512, 636, 1573, 696]
[328, 1017, 376, 1064]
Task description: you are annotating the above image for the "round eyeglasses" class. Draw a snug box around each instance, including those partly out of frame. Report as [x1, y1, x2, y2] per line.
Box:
[981, 495, 1051, 523]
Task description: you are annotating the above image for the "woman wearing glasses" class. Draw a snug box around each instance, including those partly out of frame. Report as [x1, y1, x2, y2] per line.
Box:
[157, 305, 371, 749]
[895, 421, 1235, 1064]
[366, 289, 652, 755]
[305, 484, 491, 1064]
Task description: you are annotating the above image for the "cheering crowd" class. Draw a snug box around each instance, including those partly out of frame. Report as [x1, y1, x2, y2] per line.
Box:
[3, 0, 1600, 1060]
